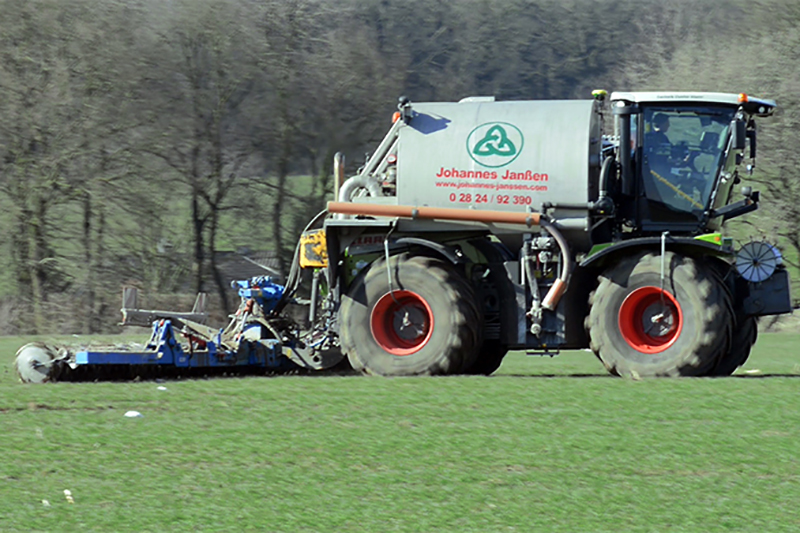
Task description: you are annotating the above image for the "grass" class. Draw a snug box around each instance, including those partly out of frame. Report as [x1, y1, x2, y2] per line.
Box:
[2, 334, 800, 532]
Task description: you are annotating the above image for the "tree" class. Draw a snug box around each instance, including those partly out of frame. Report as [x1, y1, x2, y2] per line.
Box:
[0, 0, 123, 332]
[139, 0, 263, 314]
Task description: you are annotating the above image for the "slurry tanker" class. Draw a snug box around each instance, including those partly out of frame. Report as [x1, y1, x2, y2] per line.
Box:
[16, 91, 791, 381]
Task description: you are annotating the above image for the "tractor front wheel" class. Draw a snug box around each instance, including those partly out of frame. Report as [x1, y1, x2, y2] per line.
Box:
[587, 252, 733, 377]
[340, 254, 481, 376]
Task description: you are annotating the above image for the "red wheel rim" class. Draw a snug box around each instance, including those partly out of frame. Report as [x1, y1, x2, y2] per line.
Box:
[618, 286, 683, 354]
[370, 290, 434, 356]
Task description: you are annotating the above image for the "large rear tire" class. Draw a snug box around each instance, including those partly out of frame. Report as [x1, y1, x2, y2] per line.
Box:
[587, 251, 733, 377]
[340, 254, 481, 376]
[710, 316, 758, 376]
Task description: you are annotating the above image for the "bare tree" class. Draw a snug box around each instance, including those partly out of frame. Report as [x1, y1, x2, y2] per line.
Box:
[139, 0, 262, 314]
[0, 0, 122, 332]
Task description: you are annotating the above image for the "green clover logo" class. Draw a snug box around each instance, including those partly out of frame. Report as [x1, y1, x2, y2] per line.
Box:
[467, 122, 524, 168]
[473, 125, 517, 157]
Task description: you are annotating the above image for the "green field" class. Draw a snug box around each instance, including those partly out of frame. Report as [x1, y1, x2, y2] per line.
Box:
[2, 334, 800, 532]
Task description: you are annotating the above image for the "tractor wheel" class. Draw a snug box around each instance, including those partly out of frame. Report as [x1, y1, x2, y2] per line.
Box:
[464, 340, 508, 375]
[587, 251, 733, 377]
[340, 253, 481, 376]
[710, 316, 758, 376]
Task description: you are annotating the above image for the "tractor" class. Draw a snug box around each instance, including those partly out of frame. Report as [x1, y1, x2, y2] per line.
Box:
[16, 91, 792, 381]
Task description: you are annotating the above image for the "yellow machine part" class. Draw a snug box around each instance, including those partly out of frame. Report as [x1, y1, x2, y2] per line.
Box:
[299, 229, 328, 268]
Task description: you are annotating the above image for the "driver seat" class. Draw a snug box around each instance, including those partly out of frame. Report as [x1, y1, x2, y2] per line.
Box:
[700, 131, 720, 151]
[694, 131, 721, 174]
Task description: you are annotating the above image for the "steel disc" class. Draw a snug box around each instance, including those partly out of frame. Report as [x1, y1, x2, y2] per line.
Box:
[736, 241, 781, 282]
[15, 343, 59, 383]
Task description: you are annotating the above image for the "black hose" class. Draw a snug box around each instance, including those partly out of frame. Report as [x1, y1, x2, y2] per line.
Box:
[599, 155, 616, 199]
[272, 209, 329, 315]
[539, 217, 574, 286]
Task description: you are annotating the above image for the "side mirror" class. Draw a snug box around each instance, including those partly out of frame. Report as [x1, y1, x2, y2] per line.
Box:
[731, 119, 746, 150]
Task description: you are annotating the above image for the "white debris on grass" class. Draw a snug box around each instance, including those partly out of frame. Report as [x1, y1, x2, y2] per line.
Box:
[157, 386, 167, 391]
[42, 500, 50, 507]
[124, 410, 144, 418]
[64, 490, 74, 504]
[745, 369, 762, 375]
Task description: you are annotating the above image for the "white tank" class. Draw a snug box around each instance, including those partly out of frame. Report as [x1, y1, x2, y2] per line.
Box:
[394, 99, 602, 249]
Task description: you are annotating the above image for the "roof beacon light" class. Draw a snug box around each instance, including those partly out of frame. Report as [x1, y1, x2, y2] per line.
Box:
[738, 93, 749, 103]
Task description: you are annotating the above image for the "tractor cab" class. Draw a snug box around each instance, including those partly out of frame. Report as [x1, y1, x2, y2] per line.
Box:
[609, 92, 775, 236]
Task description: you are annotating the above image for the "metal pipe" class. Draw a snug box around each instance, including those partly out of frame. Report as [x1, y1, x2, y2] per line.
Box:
[327, 201, 541, 227]
[543, 202, 594, 211]
[522, 235, 542, 337]
[361, 118, 403, 178]
[308, 270, 320, 324]
[337, 173, 383, 203]
[333, 152, 345, 203]
[338, 119, 405, 204]
[373, 138, 399, 177]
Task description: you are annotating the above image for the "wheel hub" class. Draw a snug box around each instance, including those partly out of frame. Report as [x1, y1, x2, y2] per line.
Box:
[642, 306, 676, 338]
[618, 286, 683, 354]
[394, 306, 427, 341]
[370, 290, 434, 356]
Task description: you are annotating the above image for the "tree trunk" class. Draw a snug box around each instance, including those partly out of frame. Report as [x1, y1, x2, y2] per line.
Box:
[208, 210, 230, 316]
[272, 127, 292, 277]
[82, 191, 95, 334]
[191, 188, 205, 294]
[94, 207, 107, 331]
[29, 196, 47, 334]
